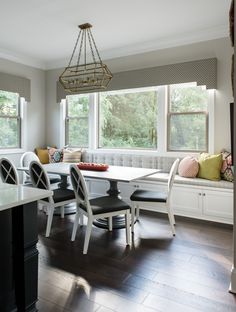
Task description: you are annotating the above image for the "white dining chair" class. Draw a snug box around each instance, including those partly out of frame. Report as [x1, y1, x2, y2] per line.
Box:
[70, 164, 131, 254]
[130, 158, 180, 235]
[0, 157, 19, 185]
[29, 160, 76, 237]
[20, 151, 61, 185]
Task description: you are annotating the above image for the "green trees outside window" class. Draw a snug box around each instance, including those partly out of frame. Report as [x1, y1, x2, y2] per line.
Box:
[65, 94, 89, 147]
[99, 89, 158, 149]
[65, 83, 210, 152]
[0, 90, 20, 148]
[168, 84, 208, 151]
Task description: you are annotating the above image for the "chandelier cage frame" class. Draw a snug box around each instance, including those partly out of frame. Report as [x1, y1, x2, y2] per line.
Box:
[59, 23, 113, 93]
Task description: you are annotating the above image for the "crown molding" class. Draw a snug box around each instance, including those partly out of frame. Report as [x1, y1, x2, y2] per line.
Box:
[0, 48, 46, 70]
[0, 24, 229, 71]
[45, 24, 229, 70]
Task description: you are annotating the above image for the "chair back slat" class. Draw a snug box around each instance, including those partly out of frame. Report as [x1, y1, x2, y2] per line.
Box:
[167, 158, 180, 198]
[0, 158, 19, 185]
[29, 161, 50, 190]
[70, 165, 92, 215]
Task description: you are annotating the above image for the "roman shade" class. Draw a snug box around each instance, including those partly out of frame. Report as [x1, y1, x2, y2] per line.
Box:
[57, 58, 217, 102]
[0, 72, 31, 101]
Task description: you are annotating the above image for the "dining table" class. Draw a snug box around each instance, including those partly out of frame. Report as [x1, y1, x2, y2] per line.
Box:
[42, 162, 159, 229]
[18, 162, 159, 229]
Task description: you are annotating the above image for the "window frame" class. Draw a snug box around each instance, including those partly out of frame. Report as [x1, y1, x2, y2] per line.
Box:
[0, 91, 22, 151]
[62, 84, 215, 156]
[97, 87, 159, 150]
[64, 94, 90, 148]
[167, 85, 209, 153]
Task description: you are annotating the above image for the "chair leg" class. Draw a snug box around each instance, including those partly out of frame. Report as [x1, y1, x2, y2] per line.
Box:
[71, 209, 80, 241]
[136, 204, 140, 221]
[108, 216, 112, 231]
[166, 204, 176, 236]
[170, 205, 176, 225]
[83, 219, 93, 254]
[60, 205, 64, 219]
[125, 211, 131, 245]
[46, 205, 54, 237]
[131, 203, 136, 233]
[79, 212, 84, 226]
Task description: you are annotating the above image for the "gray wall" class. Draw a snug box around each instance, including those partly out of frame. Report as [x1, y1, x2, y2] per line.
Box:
[46, 37, 233, 153]
[0, 58, 46, 166]
[0, 37, 233, 163]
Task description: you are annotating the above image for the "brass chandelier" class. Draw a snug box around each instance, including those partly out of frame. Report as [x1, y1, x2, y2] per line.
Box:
[59, 23, 113, 93]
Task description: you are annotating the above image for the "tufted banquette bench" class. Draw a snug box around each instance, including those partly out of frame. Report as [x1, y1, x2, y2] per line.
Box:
[81, 151, 233, 224]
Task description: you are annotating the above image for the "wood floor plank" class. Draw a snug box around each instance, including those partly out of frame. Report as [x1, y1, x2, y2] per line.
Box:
[37, 210, 236, 312]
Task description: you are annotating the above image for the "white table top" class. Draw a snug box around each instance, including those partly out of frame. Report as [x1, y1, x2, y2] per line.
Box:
[0, 184, 52, 212]
[42, 163, 159, 183]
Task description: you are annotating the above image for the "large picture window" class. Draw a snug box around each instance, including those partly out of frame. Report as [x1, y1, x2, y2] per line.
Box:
[0, 90, 21, 149]
[64, 83, 212, 153]
[168, 84, 208, 152]
[99, 88, 158, 149]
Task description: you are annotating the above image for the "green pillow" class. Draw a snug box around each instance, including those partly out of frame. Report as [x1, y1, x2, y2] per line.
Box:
[198, 153, 222, 181]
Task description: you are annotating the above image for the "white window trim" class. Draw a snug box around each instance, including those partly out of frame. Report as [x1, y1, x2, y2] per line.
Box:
[61, 86, 215, 157]
[0, 97, 27, 155]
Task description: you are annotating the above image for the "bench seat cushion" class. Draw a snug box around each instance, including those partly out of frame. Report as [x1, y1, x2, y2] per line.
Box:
[141, 173, 233, 189]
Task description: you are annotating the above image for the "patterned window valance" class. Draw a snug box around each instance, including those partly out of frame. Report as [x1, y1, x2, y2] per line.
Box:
[0, 72, 31, 101]
[57, 58, 217, 102]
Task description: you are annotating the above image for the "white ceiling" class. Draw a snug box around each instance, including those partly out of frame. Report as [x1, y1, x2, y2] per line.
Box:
[0, 0, 231, 69]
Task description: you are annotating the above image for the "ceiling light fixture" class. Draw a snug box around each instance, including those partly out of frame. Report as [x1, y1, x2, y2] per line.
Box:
[59, 23, 113, 93]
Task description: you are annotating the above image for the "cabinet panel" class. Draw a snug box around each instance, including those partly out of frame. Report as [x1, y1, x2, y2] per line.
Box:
[171, 185, 202, 216]
[203, 190, 233, 219]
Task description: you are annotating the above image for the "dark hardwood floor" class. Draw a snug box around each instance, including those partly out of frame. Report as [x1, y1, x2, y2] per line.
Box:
[37, 210, 236, 312]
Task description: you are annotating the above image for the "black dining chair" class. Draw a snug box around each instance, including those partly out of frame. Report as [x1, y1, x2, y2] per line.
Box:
[0, 157, 19, 185]
[130, 158, 180, 235]
[29, 160, 76, 237]
[70, 164, 131, 254]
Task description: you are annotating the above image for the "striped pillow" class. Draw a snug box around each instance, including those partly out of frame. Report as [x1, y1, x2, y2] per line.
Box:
[63, 149, 82, 163]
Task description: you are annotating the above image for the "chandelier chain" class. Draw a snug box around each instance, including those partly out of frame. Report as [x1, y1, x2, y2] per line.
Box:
[68, 30, 82, 68]
[87, 29, 97, 64]
[76, 29, 84, 69]
[88, 28, 103, 64]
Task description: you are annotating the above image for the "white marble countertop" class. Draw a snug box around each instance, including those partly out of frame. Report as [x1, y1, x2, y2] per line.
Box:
[0, 184, 52, 212]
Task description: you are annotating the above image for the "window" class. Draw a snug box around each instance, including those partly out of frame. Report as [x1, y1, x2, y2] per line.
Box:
[168, 83, 208, 152]
[0, 90, 21, 149]
[99, 88, 158, 149]
[64, 83, 213, 153]
[65, 94, 89, 147]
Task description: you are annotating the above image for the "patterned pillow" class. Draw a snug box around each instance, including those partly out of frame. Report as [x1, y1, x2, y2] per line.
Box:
[178, 156, 199, 178]
[221, 151, 234, 182]
[48, 147, 63, 163]
[63, 149, 82, 163]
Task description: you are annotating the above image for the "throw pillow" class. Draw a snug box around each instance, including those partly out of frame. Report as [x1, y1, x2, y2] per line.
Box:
[63, 149, 82, 163]
[48, 147, 63, 163]
[35, 147, 49, 164]
[197, 153, 222, 181]
[178, 156, 199, 178]
[221, 151, 234, 182]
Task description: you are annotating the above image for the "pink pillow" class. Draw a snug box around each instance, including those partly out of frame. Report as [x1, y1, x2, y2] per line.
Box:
[178, 156, 199, 178]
